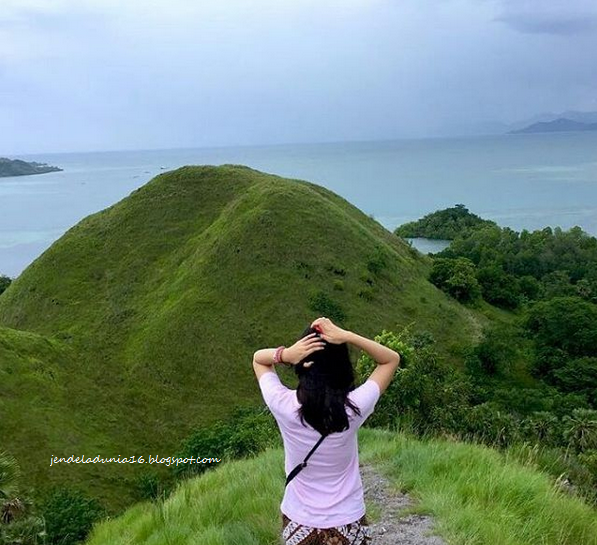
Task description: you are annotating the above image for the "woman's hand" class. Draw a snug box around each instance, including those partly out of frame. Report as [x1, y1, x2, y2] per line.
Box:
[283, 333, 326, 367]
[310, 317, 350, 344]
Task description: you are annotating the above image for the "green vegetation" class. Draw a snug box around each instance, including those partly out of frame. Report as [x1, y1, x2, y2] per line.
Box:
[83, 428, 597, 545]
[428, 257, 481, 303]
[392, 207, 597, 504]
[0, 450, 46, 545]
[356, 327, 597, 503]
[39, 489, 105, 545]
[434, 223, 597, 309]
[0, 165, 485, 511]
[0, 157, 62, 177]
[394, 204, 496, 239]
[0, 275, 11, 296]
[6, 176, 597, 543]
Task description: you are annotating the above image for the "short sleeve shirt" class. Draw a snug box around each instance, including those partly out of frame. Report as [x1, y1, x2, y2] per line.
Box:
[258, 370, 381, 528]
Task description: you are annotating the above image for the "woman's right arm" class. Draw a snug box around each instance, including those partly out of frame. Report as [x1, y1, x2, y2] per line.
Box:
[345, 331, 400, 394]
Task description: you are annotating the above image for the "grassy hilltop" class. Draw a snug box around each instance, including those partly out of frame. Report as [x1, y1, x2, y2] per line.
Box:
[0, 165, 487, 509]
[85, 428, 597, 545]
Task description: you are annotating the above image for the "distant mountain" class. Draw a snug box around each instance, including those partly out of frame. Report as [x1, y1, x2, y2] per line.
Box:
[0, 157, 62, 177]
[507, 110, 597, 132]
[437, 110, 597, 137]
[510, 117, 597, 134]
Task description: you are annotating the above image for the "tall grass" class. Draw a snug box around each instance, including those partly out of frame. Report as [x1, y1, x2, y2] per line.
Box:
[86, 448, 286, 545]
[86, 428, 597, 545]
[360, 429, 597, 545]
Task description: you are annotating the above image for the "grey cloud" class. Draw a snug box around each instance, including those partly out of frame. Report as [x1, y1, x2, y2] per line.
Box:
[496, 13, 597, 35]
[1, 0, 597, 154]
[495, 0, 597, 35]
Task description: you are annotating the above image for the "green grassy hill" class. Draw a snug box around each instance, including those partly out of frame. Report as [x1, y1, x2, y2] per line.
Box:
[84, 428, 597, 545]
[0, 165, 489, 509]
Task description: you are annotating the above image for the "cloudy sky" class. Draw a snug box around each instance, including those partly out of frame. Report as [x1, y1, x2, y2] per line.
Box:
[2, 0, 596, 154]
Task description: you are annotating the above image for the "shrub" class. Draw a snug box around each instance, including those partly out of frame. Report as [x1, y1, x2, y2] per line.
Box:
[325, 263, 346, 276]
[132, 471, 170, 502]
[563, 409, 597, 453]
[520, 411, 562, 446]
[462, 403, 522, 448]
[357, 287, 374, 301]
[308, 290, 346, 322]
[0, 511, 46, 545]
[172, 406, 279, 479]
[39, 488, 105, 545]
[365, 246, 388, 275]
[356, 329, 471, 435]
[332, 279, 344, 291]
[466, 323, 519, 376]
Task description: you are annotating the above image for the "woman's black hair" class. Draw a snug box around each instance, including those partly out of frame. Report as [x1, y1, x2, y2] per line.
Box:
[294, 325, 362, 435]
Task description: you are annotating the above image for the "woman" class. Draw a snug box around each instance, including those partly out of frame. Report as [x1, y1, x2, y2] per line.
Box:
[253, 316, 401, 545]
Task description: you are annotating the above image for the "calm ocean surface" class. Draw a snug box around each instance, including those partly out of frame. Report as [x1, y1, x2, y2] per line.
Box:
[2, 132, 597, 278]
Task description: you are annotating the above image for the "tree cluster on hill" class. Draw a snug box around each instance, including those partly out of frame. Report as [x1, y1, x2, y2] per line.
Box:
[391, 208, 597, 504]
[432, 224, 597, 309]
[394, 204, 497, 239]
[355, 327, 597, 504]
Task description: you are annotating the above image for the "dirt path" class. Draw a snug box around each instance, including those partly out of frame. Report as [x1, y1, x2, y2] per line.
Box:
[361, 462, 447, 545]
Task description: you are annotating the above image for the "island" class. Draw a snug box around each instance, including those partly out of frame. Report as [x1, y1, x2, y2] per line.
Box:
[394, 203, 496, 239]
[0, 157, 63, 177]
[510, 117, 597, 134]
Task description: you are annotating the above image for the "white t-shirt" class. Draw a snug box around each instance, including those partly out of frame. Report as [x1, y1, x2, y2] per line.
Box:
[258, 370, 381, 528]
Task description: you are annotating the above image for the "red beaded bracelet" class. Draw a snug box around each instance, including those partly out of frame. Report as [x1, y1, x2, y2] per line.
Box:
[273, 345, 286, 364]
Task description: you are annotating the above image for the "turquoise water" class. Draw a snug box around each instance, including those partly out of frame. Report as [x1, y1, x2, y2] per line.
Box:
[2, 132, 596, 277]
[405, 238, 451, 255]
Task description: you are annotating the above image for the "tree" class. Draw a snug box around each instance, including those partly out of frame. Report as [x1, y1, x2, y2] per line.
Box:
[0, 452, 45, 544]
[429, 257, 481, 303]
[563, 409, 597, 453]
[551, 357, 597, 407]
[476, 264, 521, 309]
[0, 451, 23, 528]
[524, 297, 597, 358]
[356, 328, 471, 435]
[0, 275, 11, 296]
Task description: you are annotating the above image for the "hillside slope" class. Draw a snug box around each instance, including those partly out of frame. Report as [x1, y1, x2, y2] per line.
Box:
[0, 326, 116, 495]
[85, 428, 597, 545]
[0, 165, 486, 508]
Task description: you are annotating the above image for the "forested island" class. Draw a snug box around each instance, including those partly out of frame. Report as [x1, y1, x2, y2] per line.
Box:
[0, 157, 62, 177]
[395, 203, 496, 239]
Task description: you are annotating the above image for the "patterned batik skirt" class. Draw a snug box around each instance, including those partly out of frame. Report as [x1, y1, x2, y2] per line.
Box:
[281, 512, 372, 545]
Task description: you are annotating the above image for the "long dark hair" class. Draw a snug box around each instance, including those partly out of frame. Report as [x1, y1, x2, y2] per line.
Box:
[294, 325, 362, 435]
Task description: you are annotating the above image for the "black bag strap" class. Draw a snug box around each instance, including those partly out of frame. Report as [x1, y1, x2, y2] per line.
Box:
[285, 433, 327, 487]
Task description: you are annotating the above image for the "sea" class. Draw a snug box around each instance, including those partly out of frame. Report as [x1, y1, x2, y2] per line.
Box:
[2, 132, 597, 278]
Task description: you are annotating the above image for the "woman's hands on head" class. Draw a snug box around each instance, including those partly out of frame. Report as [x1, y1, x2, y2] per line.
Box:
[310, 317, 350, 345]
[283, 333, 326, 367]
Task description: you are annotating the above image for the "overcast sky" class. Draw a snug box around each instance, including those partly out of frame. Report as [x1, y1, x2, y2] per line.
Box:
[2, 0, 597, 154]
